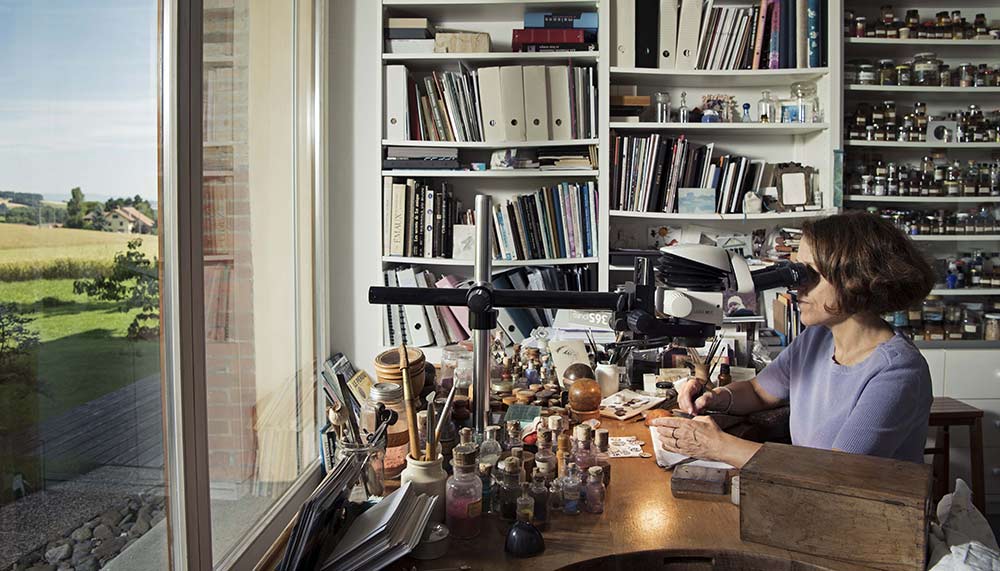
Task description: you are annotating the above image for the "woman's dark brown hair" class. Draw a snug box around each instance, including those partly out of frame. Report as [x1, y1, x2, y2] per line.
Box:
[801, 211, 936, 315]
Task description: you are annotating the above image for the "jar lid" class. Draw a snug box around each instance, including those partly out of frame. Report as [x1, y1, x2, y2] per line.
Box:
[588, 466, 603, 477]
[574, 423, 592, 441]
[453, 444, 478, 467]
[370, 382, 403, 402]
[984, 313, 1000, 319]
[485, 424, 501, 437]
[595, 429, 609, 448]
[878, 59, 895, 65]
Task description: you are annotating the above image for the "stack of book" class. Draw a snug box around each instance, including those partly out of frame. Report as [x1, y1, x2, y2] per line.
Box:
[383, 147, 459, 170]
[773, 291, 803, 343]
[512, 10, 598, 52]
[384, 17, 436, 54]
[695, 0, 827, 70]
[382, 178, 459, 258]
[383, 266, 594, 347]
[538, 146, 597, 170]
[614, 0, 825, 70]
[491, 182, 598, 261]
[612, 133, 791, 214]
[384, 64, 596, 142]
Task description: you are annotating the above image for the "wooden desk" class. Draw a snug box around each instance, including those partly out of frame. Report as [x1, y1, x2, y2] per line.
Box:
[927, 396, 985, 512]
[397, 419, 874, 571]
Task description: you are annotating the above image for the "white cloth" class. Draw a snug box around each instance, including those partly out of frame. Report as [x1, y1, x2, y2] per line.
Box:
[928, 479, 1000, 570]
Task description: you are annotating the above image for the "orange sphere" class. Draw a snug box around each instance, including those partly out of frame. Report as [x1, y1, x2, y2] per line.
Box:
[568, 377, 602, 413]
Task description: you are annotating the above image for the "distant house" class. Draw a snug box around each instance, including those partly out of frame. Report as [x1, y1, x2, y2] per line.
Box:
[106, 206, 155, 234]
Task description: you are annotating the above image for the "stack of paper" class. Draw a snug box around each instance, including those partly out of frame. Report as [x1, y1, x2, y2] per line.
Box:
[321, 482, 437, 571]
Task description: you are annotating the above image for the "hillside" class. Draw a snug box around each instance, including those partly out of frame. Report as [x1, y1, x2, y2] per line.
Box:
[0, 197, 30, 209]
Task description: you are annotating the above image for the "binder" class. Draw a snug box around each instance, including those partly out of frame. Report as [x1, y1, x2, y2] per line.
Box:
[795, 0, 807, 68]
[395, 267, 435, 347]
[635, 0, 659, 68]
[423, 187, 435, 258]
[614, 0, 635, 67]
[658, 0, 680, 69]
[499, 66, 526, 142]
[477, 66, 504, 143]
[522, 65, 550, 141]
[675, 0, 704, 69]
[546, 66, 572, 140]
[414, 270, 448, 346]
[384, 65, 408, 139]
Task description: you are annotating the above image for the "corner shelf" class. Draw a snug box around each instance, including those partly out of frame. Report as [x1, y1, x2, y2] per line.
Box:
[610, 122, 828, 135]
[845, 141, 1000, 149]
[608, 66, 829, 88]
[381, 169, 598, 178]
[382, 256, 599, 267]
[910, 235, 1000, 242]
[929, 289, 1000, 296]
[609, 209, 837, 221]
[846, 195, 1000, 204]
[382, 138, 598, 149]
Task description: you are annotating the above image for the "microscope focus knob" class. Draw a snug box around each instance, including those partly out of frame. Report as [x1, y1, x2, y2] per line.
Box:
[658, 290, 693, 318]
[467, 287, 493, 313]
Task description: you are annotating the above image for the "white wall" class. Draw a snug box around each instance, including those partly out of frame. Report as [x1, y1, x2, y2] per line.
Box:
[329, 0, 383, 367]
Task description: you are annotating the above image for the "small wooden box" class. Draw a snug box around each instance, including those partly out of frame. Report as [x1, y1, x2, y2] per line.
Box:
[740, 443, 931, 571]
[433, 32, 490, 53]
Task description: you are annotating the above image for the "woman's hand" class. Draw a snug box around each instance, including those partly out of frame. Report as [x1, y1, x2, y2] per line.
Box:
[651, 416, 727, 462]
[678, 363, 710, 414]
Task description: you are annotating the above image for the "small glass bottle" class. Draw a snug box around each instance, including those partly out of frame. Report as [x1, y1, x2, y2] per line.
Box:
[479, 462, 495, 514]
[504, 420, 522, 452]
[562, 463, 582, 515]
[534, 428, 557, 482]
[497, 456, 522, 521]
[479, 425, 503, 468]
[446, 445, 483, 539]
[515, 481, 535, 523]
[758, 90, 776, 123]
[548, 476, 564, 513]
[678, 91, 690, 123]
[594, 429, 612, 486]
[741, 102, 753, 123]
[361, 382, 410, 479]
[529, 468, 550, 529]
[654, 91, 672, 122]
[584, 466, 606, 514]
[572, 424, 596, 471]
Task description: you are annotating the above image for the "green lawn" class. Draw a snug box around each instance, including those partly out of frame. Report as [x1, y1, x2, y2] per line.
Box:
[0, 279, 160, 424]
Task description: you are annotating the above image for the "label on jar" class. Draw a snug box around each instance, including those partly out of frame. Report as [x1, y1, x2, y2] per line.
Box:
[964, 325, 978, 334]
[929, 333, 945, 340]
[914, 63, 938, 72]
[948, 332, 964, 340]
[466, 498, 483, 518]
[858, 70, 876, 83]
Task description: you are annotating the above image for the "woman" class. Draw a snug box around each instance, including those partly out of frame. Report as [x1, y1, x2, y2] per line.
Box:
[655, 211, 937, 467]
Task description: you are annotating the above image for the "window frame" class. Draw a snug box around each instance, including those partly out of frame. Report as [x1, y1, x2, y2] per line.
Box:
[162, 0, 329, 568]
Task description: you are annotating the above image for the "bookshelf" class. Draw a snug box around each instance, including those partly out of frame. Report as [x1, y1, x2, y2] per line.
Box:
[608, 122, 830, 134]
[378, 0, 608, 353]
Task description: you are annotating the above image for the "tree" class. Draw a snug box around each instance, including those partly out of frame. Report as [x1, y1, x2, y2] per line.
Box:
[0, 303, 39, 370]
[74, 239, 159, 340]
[65, 187, 85, 228]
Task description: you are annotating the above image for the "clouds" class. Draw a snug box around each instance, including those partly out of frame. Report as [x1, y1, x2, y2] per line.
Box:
[0, 98, 156, 152]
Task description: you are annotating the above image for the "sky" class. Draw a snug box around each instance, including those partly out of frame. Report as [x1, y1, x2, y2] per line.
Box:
[0, 0, 158, 202]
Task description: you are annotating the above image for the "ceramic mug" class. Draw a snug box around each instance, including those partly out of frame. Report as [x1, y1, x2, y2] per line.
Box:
[595, 364, 623, 398]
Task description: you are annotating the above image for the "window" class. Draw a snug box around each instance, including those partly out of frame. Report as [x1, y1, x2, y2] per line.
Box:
[0, 1, 169, 569]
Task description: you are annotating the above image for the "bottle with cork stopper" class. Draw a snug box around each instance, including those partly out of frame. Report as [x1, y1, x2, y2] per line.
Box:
[573, 424, 595, 471]
[584, 466, 606, 514]
[446, 445, 483, 538]
[497, 456, 522, 520]
[594, 428, 612, 486]
[534, 428, 556, 483]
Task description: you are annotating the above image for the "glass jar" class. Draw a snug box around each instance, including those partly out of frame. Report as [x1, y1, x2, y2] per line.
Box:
[922, 296, 945, 323]
[844, 62, 859, 84]
[757, 90, 777, 123]
[439, 343, 472, 397]
[959, 63, 976, 87]
[362, 382, 410, 478]
[883, 100, 897, 123]
[335, 436, 386, 499]
[896, 63, 912, 86]
[962, 303, 983, 339]
[878, 59, 897, 85]
[857, 63, 877, 85]
[446, 446, 483, 538]
[913, 52, 941, 86]
[984, 313, 1000, 341]
[855, 15, 867, 38]
[924, 322, 945, 341]
[654, 91, 672, 122]
[940, 64, 953, 87]
[791, 81, 819, 123]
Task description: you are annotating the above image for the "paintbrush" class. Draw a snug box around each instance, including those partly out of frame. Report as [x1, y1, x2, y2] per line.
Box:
[434, 382, 459, 445]
[399, 344, 421, 461]
[425, 400, 436, 461]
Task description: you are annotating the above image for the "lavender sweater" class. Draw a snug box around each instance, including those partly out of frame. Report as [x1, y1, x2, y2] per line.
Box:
[756, 326, 932, 463]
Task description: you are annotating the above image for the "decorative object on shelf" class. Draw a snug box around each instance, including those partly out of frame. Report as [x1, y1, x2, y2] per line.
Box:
[654, 92, 671, 123]
[741, 102, 753, 123]
[757, 90, 776, 123]
[677, 91, 689, 123]
[846, 8, 999, 41]
[434, 31, 490, 54]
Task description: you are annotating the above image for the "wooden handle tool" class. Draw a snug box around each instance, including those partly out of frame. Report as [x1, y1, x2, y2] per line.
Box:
[399, 344, 421, 461]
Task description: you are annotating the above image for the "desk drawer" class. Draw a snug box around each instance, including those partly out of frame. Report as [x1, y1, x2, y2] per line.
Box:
[944, 399, 1000, 449]
[943, 350, 1000, 399]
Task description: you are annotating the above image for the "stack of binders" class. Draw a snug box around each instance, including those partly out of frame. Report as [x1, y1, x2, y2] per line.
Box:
[613, 0, 826, 70]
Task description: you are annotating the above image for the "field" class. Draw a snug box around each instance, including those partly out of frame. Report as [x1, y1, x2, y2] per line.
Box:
[0, 198, 30, 209]
[0, 224, 158, 265]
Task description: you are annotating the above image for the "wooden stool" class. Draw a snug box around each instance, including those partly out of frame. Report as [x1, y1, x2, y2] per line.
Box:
[925, 397, 985, 512]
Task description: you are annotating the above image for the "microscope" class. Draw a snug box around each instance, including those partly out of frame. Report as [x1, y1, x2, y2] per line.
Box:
[369, 195, 811, 436]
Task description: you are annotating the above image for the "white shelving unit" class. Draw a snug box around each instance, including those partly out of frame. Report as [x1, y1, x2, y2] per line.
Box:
[609, 67, 831, 87]
[609, 208, 838, 221]
[846, 141, 1000, 149]
[608, 122, 830, 134]
[929, 289, 1000, 296]
[846, 195, 1000, 203]
[379, 169, 599, 178]
[382, 138, 598, 148]
[383, 255, 599, 267]
[910, 235, 1000, 242]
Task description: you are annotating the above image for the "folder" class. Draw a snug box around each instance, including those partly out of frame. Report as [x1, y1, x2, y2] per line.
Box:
[675, 0, 704, 69]
[522, 65, 550, 141]
[635, 0, 659, 68]
[499, 66, 526, 142]
[477, 66, 504, 143]
[546, 66, 572, 140]
[414, 270, 448, 346]
[658, 0, 680, 69]
[384, 65, 408, 139]
[614, 0, 635, 67]
[395, 267, 435, 347]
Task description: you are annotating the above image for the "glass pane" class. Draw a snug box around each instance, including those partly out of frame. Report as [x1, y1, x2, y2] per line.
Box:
[0, 1, 169, 570]
[202, 0, 317, 563]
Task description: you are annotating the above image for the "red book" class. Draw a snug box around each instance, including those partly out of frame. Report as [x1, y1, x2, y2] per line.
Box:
[511, 28, 588, 51]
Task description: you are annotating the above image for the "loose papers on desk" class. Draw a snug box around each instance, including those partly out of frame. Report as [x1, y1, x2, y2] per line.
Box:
[649, 425, 734, 471]
[599, 389, 665, 421]
[322, 481, 437, 571]
[608, 436, 644, 458]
